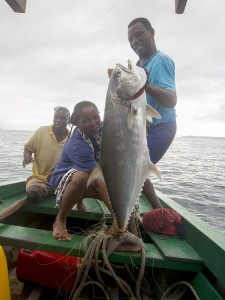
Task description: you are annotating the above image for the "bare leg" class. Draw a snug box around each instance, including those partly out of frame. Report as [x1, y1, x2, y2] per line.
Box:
[128, 211, 139, 236]
[53, 172, 89, 241]
[143, 178, 162, 209]
[84, 180, 121, 237]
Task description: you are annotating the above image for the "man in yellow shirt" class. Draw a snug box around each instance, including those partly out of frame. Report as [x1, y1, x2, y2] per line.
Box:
[22, 106, 70, 202]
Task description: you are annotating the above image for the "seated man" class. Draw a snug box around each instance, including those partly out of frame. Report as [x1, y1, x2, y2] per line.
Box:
[49, 101, 162, 245]
[23, 106, 70, 202]
[48, 101, 113, 241]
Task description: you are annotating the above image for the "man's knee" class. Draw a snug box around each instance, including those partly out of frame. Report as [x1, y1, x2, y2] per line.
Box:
[71, 172, 89, 186]
[26, 186, 46, 202]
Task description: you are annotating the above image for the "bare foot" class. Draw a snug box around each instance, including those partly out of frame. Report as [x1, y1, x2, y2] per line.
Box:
[53, 220, 71, 241]
[77, 203, 86, 211]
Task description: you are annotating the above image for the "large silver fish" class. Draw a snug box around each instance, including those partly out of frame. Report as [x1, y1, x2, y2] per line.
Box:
[89, 60, 161, 251]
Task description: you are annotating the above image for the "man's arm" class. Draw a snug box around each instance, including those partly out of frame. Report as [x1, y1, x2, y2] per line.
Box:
[145, 83, 177, 108]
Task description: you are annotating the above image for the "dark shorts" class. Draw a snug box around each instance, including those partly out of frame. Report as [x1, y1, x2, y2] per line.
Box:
[147, 121, 176, 164]
[26, 176, 53, 196]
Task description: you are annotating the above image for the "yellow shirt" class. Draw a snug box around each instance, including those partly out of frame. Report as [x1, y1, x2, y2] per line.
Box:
[24, 125, 69, 181]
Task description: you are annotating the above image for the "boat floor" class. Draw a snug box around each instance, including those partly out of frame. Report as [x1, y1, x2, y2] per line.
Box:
[0, 181, 203, 273]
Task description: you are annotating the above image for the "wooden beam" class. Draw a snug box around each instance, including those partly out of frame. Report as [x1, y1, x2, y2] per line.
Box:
[0, 224, 203, 271]
[5, 0, 27, 13]
[175, 0, 187, 14]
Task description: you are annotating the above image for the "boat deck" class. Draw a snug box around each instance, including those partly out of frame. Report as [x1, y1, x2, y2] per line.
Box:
[0, 181, 203, 273]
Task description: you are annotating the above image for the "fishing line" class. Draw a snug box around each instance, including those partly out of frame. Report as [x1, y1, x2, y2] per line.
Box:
[105, 0, 125, 15]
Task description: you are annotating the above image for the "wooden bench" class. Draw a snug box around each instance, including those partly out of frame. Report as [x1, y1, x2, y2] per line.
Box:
[0, 223, 203, 272]
[137, 195, 203, 264]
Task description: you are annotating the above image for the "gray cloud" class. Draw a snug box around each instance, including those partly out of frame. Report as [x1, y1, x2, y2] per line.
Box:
[0, 0, 225, 136]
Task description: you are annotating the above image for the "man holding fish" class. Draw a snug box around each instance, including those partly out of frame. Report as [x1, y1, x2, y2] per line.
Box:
[128, 17, 177, 210]
[50, 18, 177, 250]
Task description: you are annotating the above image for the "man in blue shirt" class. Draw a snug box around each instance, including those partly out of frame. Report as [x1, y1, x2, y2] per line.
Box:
[128, 17, 177, 208]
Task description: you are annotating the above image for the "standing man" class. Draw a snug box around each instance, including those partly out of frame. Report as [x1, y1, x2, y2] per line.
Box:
[22, 106, 70, 202]
[128, 17, 177, 207]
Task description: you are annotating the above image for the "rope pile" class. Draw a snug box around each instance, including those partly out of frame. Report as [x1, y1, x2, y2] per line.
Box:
[68, 227, 154, 300]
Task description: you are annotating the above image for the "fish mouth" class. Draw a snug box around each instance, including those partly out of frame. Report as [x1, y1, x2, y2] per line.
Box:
[114, 60, 147, 101]
[116, 60, 135, 75]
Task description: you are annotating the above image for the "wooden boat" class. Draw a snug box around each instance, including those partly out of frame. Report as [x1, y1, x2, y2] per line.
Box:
[0, 180, 225, 299]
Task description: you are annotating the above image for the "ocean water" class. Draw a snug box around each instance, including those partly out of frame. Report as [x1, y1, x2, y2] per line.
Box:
[0, 130, 225, 234]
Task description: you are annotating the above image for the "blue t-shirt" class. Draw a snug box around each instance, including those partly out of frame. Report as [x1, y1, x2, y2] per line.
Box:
[48, 127, 99, 190]
[140, 51, 176, 124]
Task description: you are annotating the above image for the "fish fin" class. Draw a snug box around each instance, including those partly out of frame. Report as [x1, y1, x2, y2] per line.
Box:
[128, 59, 133, 70]
[87, 163, 105, 187]
[148, 163, 161, 181]
[107, 232, 145, 257]
[146, 104, 161, 122]
[128, 103, 138, 130]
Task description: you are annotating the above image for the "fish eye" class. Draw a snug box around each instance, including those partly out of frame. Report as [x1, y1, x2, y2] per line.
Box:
[114, 69, 121, 77]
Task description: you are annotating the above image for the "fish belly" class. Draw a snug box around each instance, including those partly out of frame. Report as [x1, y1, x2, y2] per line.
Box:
[100, 94, 151, 229]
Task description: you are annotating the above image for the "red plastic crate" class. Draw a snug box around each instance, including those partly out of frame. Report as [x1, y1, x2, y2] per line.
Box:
[16, 249, 81, 293]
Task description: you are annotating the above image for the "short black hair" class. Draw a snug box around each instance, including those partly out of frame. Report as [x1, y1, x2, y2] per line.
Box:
[70, 101, 98, 126]
[128, 17, 153, 30]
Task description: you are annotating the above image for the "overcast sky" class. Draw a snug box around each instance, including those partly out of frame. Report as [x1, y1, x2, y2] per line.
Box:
[0, 0, 225, 137]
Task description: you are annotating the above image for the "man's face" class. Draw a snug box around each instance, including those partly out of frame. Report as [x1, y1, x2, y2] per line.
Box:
[53, 110, 69, 130]
[78, 106, 101, 137]
[128, 22, 154, 60]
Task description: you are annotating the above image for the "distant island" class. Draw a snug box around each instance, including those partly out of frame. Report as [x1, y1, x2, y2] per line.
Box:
[178, 135, 225, 140]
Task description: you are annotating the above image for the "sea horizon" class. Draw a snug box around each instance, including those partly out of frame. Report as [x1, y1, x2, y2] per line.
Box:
[0, 128, 225, 139]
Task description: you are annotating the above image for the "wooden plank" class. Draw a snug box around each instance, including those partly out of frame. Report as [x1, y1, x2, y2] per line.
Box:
[138, 195, 203, 263]
[5, 0, 27, 13]
[191, 273, 224, 300]
[0, 191, 112, 223]
[0, 224, 203, 272]
[143, 230, 202, 263]
[23, 197, 112, 222]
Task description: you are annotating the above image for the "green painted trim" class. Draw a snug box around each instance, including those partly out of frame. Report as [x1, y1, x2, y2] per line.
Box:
[191, 273, 224, 300]
[156, 190, 225, 288]
[23, 197, 112, 222]
[0, 181, 25, 199]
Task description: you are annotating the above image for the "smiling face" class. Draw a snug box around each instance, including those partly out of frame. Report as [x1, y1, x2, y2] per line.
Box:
[77, 105, 101, 138]
[128, 21, 156, 64]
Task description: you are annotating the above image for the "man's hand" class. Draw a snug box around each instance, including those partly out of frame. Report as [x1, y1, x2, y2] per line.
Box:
[22, 149, 33, 167]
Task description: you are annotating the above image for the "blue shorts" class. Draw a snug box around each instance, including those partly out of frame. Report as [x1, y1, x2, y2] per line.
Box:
[147, 121, 176, 164]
